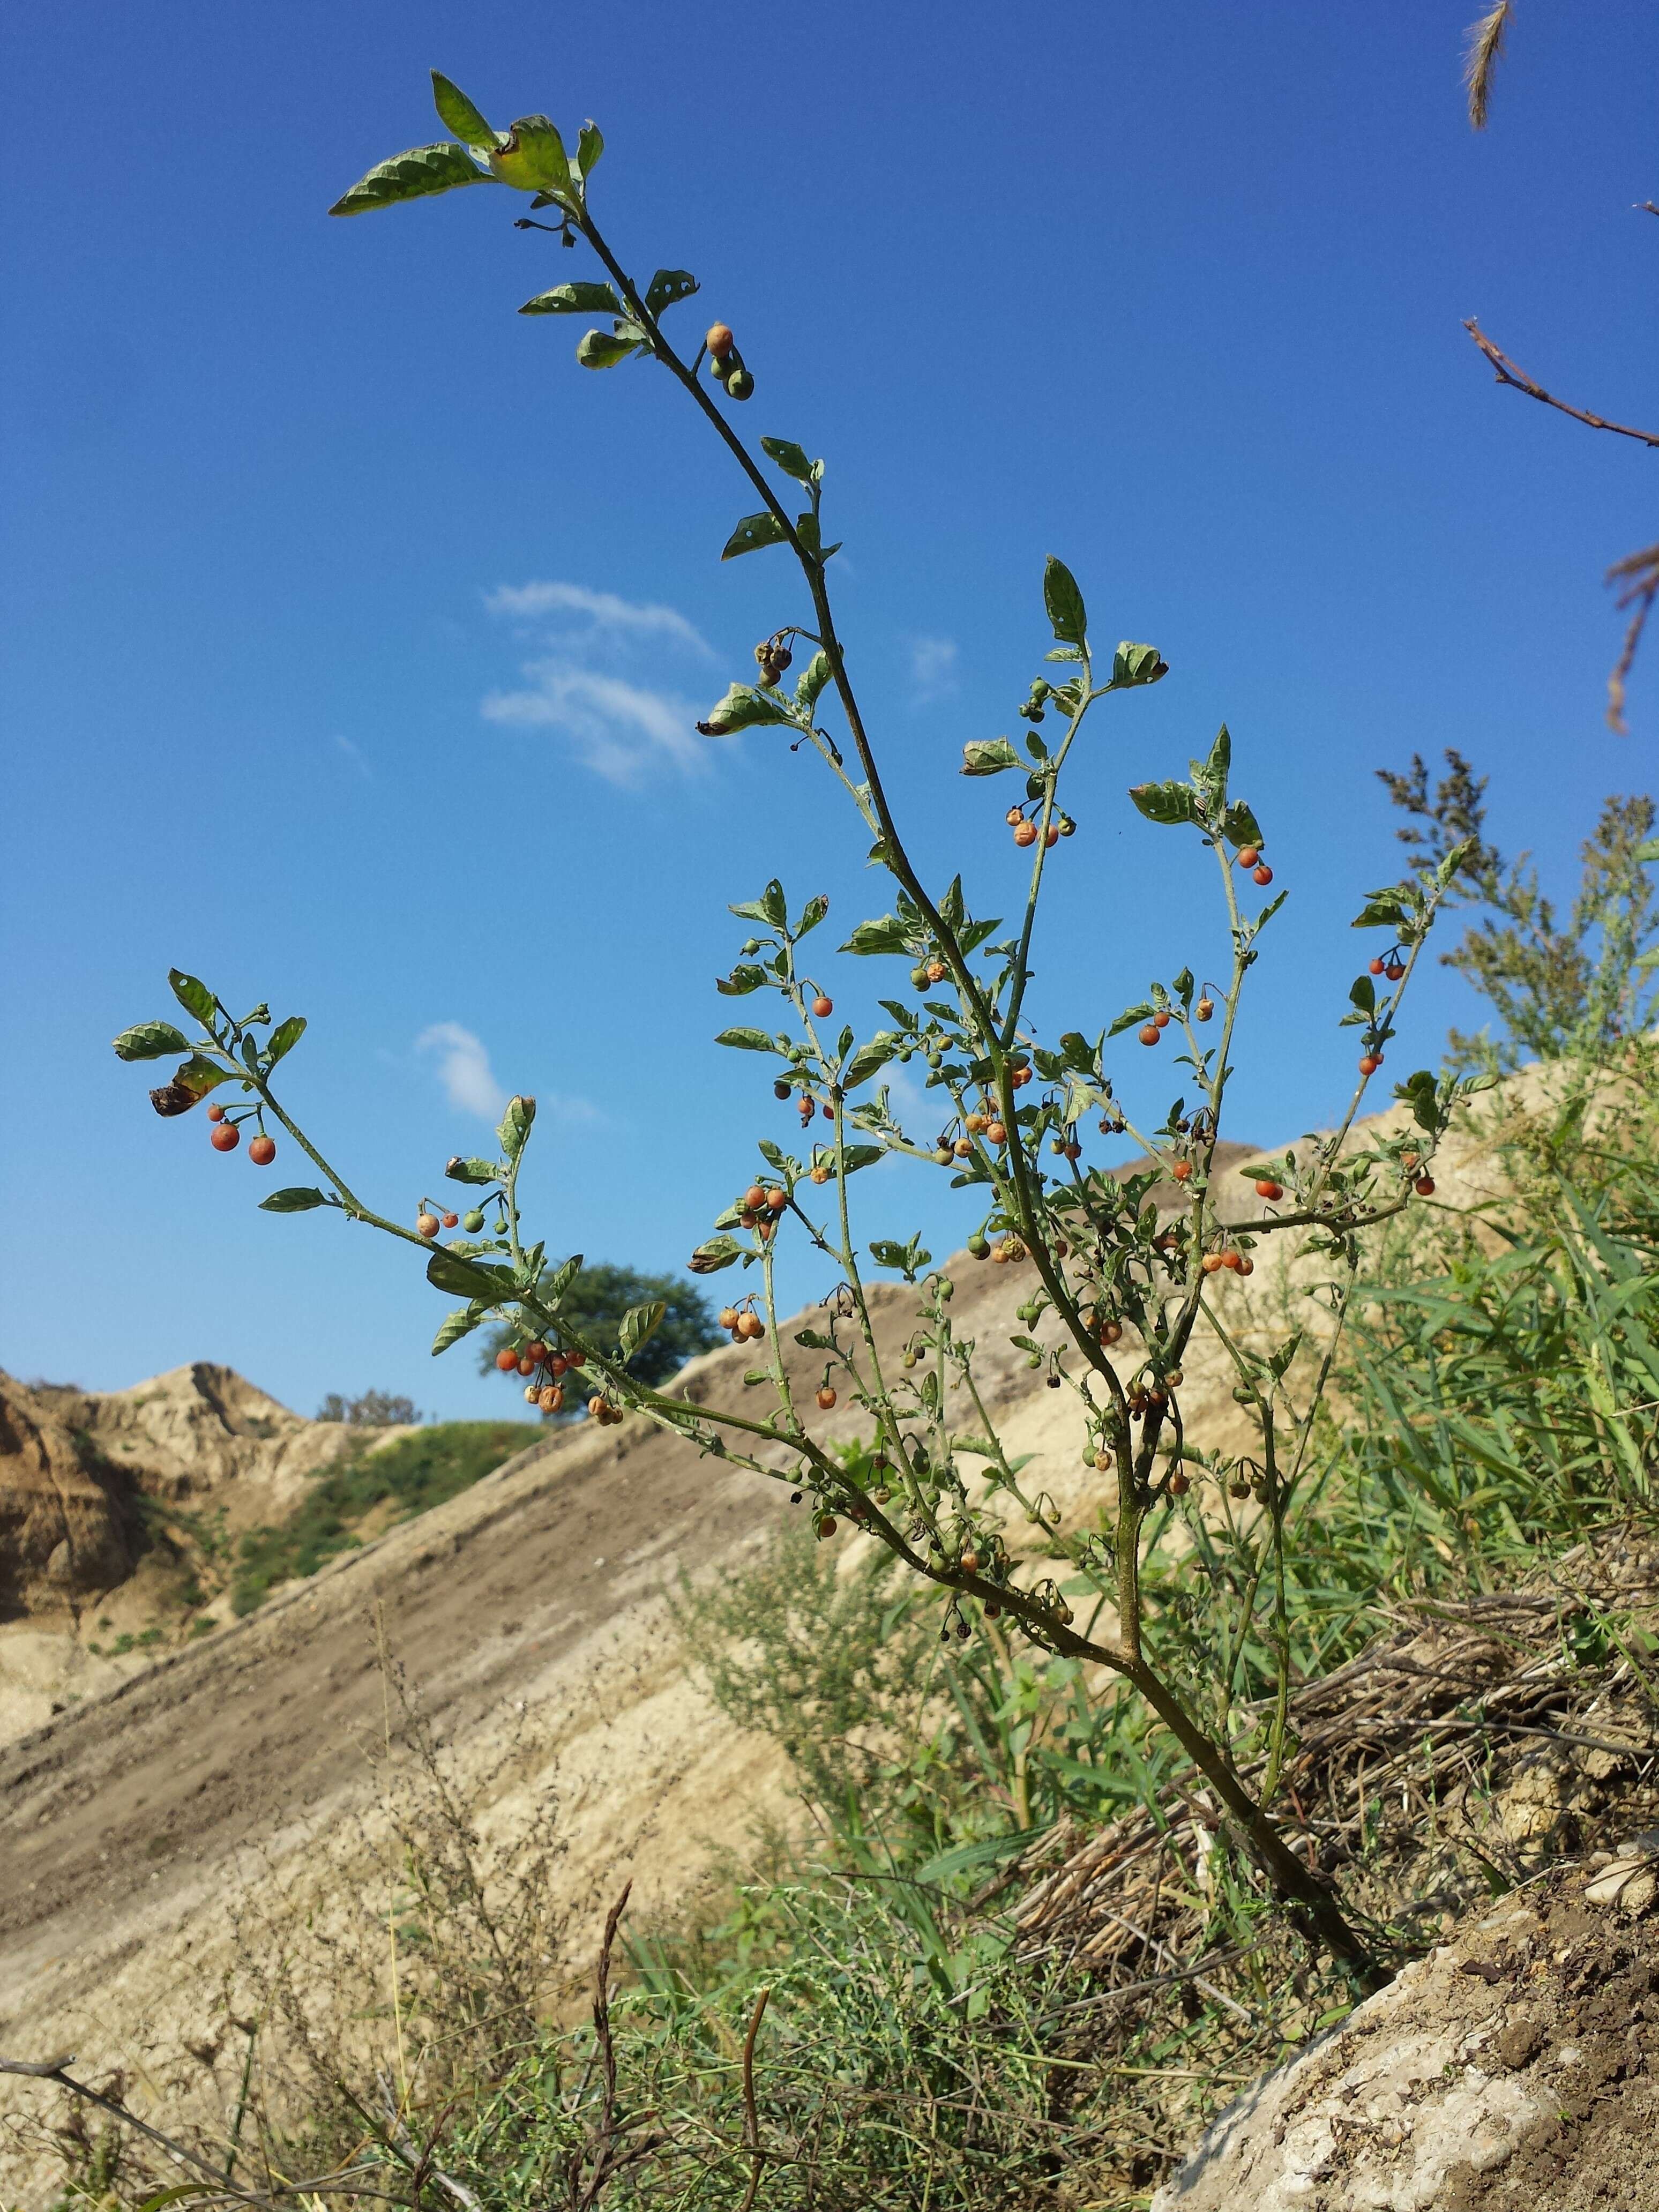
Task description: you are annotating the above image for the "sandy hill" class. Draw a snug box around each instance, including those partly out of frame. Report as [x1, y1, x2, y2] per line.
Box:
[0, 1099, 1533, 2205]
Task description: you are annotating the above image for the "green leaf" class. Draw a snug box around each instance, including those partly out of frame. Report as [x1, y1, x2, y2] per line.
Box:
[796, 651, 832, 712]
[844, 1033, 902, 1090]
[430, 71, 496, 150]
[798, 893, 829, 936]
[793, 512, 840, 560]
[760, 436, 817, 483]
[444, 1154, 501, 1185]
[577, 327, 642, 369]
[841, 916, 911, 956]
[1109, 1002, 1157, 1037]
[1352, 889, 1410, 929]
[113, 1020, 190, 1062]
[489, 115, 571, 195]
[841, 1144, 883, 1174]
[1129, 780, 1199, 827]
[620, 1300, 666, 1359]
[721, 510, 791, 561]
[577, 120, 604, 179]
[1197, 724, 1231, 796]
[329, 141, 491, 216]
[258, 1186, 331, 1213]
[645, 268, 698, 316]
[716, 965, 769, 996]
[1349, 974, 1377, 1015]
[697, 682, 796, 734]
[714, 1026, 784, 1055]
[1043, 556, 1088, 647]
[961, 737, 1021, 777]
[498, 1094, 536, 1161]
[1221, 799, 1262, 849]
[266, 1014, 306, 1067]
[1110, 641, 1168, 687]
[174, 1052, 234, 1097]
[426, 1249, 514, 1301]
[729, 881, 788, 926]
[688, 1235, 742, 1274]
[431, 1303, 485, 1355]
[168, 968, 216, 1024]
[519, 280, 624, 316]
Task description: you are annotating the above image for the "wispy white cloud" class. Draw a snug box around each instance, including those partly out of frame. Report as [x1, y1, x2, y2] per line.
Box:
[482, 580, 718, 788]
[481, 663, 709, 786]
[334, 734, 373, 780]
[909, 635, 959, 706]
[416, 1023, 506, 1120]
[484, 580, 712, 656]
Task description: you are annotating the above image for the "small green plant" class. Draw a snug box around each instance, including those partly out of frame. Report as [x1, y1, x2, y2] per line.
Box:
[108, 71, 1497, 1981]
[1379, 749, 1658, 1073]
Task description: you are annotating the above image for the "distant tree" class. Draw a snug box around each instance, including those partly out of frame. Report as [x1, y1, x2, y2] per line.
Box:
[1379, 749, 1657, 1071]
[480, 1264, 723, 1404]
[317, 1388, 422, 1426]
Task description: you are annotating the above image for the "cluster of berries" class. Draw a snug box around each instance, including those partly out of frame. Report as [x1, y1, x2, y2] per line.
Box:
[754, 632, 793, 686]
[1236, 842, 1274, 887]
[492, 1337, 595, 1418]
[1005, 804, 1075, 850]
[205, 1103, 277, 1165]
[415, 1205, 461, 1237]
[909, 956, 950, 988]
[705, 322, 753, 400]
[736, 1181, 787, 1240]
[1018, 678, 1052, 723]
[1201, 1248, 1257, 1276]
[717, 1302, 767, 1343]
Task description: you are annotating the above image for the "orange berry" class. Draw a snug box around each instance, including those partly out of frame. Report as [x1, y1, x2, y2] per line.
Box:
[738, 1312, 766, 1342]
[1253, 864, 1274, 886]
[926, 960, 947, 983]
[765, 1186, 786, 1211]
[1221, 1250, 1243, 1272]
[743, 1184, 767, 1212]
[816, 1385, 836, 1410]
[1153, 1011, 1170, 1028]
[1013, 820, 1038, 848]
[211, 1121, 240, 1152]
[1139, 1024, 1160, 1047]
[416, 1212, 439, 1238]
[1043, 823, 1060, 847]
[1358, 1053, 1382, 1076]
[718, 1307, 738, 1332]
[1202, 1252, 1224, 1273]
[812, 995, 833, 1018]
[495, 1347, 519, 1373]
[1005, 806, 1023, 827]
[985, 1120, 1007, 1145]
[811, 1164, 831, 1183]
[706, 322, 735, 358]
[1236, 846, 1260, 869]
[1172, 1159, 1193, 1182]
[588, 1395, 606, 1418]
[1254, 1179, 1283, 1200]
[953, 1138, 972, 1158]
[248, 1134, 276, 1166]
[1385, 959, 1406, 981]
[539, 1384, 563, 1414]
[207, 1102, 226, 1122]
[526, 1341, 547, 1363]
[1169, 1472, 1191, 1496]
[1368, 957, 1385, 976]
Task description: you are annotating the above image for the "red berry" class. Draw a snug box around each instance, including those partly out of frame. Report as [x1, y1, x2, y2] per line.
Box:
[1385, 960, 1406, 981]
[518, 1355, 536, 1377]
[1172, 1160, 1193, 1182]
[1043, 823, 1060, 848]
[1254, 1179, 1283, 1200]
[1236, 846, 1260, 869]
[1252, 864, 1274, 886]
[1414, 1175, 1436, 1197]
[1238, 1255, 1255, 1275]
[743, 1184, 767, 1212]
[526, 1340, 548, 1363]
[210, 1120, 240, 1153]
[207, 1102, 226, 1122]
[248, 1134, 276, 1167]
[442, 1211, 459, 1229]
[1139, 1024, 1160, 1047]
[495, 1347, 519, 1373]
[1358, 1054, 1382, 1076]
[416, 1212, 440, 1238]
[1153, 1010, 1170, 1029]
[812, 995, 833, 1018]
[1369, 958, 1385, 976]
[816, 1385, 836, 1410]
[1221, 1250, 1243, 1272]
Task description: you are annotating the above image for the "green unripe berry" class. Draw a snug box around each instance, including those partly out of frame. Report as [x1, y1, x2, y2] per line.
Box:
[462, 1210, 485, 1234]
[727, 368, 755, 400]
[911, 964, 930, 988]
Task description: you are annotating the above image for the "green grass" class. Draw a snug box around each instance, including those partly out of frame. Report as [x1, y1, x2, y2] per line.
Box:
[230, 1421, 539, 1615]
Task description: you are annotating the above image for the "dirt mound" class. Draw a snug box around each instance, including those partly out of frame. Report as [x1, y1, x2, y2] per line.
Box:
[0, 1375, 139, 1614]
[1152, 1859, 1659, 2210]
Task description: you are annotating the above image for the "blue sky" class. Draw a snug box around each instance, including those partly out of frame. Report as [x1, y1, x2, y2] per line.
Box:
[2, 1, 1654, 1418]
